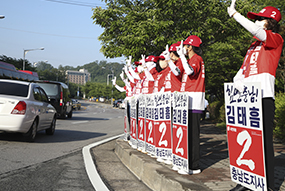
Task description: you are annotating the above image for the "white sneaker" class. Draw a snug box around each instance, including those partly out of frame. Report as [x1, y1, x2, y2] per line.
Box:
[177, 169, 201, 175]
[189, 169, 201, 175]
[178, 169, 188, 175]
[172, 166, 179, 171]
[164, 159, 172, 165]
[157, 158, 164, 163]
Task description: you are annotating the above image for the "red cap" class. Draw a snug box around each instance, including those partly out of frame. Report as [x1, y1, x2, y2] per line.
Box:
[145, 55, 157, 62]
[134, 61, 141, 66]
[247, 6, 281, 22]
[158, 53, 165, 60]
[169, 41, 181, 52]
[183, 35, 202, 47]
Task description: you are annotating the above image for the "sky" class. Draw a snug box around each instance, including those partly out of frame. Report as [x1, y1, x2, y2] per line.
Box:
[0, 0, 124, 69]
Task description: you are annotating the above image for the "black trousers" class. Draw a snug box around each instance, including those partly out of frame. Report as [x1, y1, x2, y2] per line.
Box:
[188, 111, 201, 170]
[262, 98, 275, 190]
[127, 102, 131, 133]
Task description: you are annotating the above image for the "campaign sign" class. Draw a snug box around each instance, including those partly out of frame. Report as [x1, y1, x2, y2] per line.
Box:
[130, 97, 138, 149]
[153, 92, 172, 162]
[137, 94, 146, 152]
[145, 94, 156, 156]
[224, 82, 267, 191]
[172, 92, 189, 172]
[123, 99, 129, 141]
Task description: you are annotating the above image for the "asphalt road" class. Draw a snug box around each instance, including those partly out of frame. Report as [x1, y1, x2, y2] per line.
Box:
[0, 100, 125, 190]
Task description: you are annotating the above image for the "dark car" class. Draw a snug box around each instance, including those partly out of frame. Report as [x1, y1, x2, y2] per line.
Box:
[113, 99, 123, 107]
[36, 81, 73, 118]
[72, 99, 81, 110]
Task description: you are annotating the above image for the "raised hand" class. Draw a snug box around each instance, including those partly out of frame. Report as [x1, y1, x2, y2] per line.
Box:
[227, 0, 237, 17]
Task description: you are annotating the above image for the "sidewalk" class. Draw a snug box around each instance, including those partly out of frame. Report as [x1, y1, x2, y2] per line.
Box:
[95, 121, 285, 191]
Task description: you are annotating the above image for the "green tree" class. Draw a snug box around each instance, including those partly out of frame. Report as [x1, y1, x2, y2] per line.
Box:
[37, 68, 66, 83]
[36, 61, 53, 71]
[0, 55, 36, 71]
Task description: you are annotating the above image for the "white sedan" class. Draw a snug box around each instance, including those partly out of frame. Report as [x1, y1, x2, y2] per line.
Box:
[0, 79, 57, 142]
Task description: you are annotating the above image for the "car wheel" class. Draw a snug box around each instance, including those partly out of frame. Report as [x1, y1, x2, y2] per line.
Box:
[24, 119, 38, 142]
[46, 116, 56, 135]
[67, 109, 73, 118]
[60, 109, 67, 119]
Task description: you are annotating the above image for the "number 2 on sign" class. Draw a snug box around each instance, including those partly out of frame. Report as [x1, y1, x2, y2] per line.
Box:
[175, 127, 184, 156]
[158, 122, 168, 147]
[139, 119, 144, 139]
[236, 130, 255, 171]
[147, 121, 153, 143]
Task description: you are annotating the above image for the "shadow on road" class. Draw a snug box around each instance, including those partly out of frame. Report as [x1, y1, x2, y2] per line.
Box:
[0, 130, 107, 143]
[65, 116, 109, 121]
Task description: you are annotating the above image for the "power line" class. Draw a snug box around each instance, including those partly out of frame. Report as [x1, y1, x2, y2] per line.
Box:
[0, 26, 97, 39]
[44, 0, 105, 8]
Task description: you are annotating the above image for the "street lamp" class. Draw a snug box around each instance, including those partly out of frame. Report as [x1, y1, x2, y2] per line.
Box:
[0, 15, 4, 19]
[23, 47, 44, 70]
[107, 70, 114, 105]
[102, 67, 114, 105]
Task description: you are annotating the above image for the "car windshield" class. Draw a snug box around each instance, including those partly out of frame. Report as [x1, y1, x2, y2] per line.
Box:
[0, 82, 29, 97]
[37, 83, 59, 96]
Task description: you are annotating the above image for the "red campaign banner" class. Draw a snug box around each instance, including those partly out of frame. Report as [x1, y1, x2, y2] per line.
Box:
[137, 94, 146, 152]
[224, 82, 267, 190]
[172, 92, 189, 172]
[145, 94, 156, 156]
[154, 120, 172, 149]
[227, 125, 265, 177]
[172, 124, 188, 158]
[129, 97, 138, 148]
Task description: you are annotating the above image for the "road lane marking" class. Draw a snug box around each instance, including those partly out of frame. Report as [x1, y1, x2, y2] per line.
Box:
[72, 121, 89, 124]
[82, 134, 123, 191]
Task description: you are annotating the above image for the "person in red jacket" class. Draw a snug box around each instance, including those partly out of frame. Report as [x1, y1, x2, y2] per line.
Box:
[161, 42, 184, 93]
[176, 35, 205, 175]
[153, 55, 169, 93]
[228, 1, 283, 190]
[141, 55, 158, 94]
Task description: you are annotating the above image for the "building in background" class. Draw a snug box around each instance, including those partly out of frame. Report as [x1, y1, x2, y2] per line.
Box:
[66, 69, 90, 85]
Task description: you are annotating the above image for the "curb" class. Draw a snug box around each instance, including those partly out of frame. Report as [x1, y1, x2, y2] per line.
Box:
[82, 134, 123, 191]
[115, 139, 211, 191]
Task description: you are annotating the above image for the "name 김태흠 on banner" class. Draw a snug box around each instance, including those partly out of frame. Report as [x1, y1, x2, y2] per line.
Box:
[154, 92, 172, 162]
[137, 94, 146, 152]
[172, 92, 189, 172]
[224, 82, 267, 191]
[145, 94, 156, 156]
[130, 97, 138, 149]
[123, 99, 129, 141]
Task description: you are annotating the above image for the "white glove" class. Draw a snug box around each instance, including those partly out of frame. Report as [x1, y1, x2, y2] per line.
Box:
[141, 54, 146, 68]
[227, 0, 237, 17]
[123, 64, 128, 71]
[234, 79, 244, 93]
[126, 56, 132, 67]
[111, 76, 117, 86]
[176, 40, 185, 56]
[120, 71, 125, 81]
[162, 45, 170, 61]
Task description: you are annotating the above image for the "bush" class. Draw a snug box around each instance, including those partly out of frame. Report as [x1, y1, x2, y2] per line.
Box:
[274, 92, 285, 141]
[208, 100, 224, 122]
